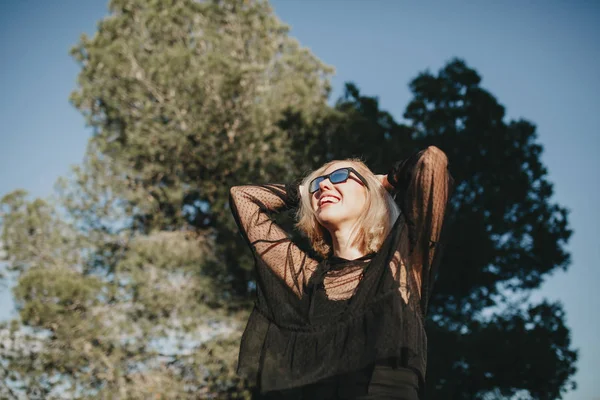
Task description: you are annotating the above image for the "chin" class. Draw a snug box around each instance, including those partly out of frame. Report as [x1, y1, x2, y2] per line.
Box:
[316, 207, 345, 227]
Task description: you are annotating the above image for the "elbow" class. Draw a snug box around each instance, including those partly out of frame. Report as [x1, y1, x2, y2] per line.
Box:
[424, 146, 448, 166]
[230, 185, 254, 205]
[229, 186, 243, 203]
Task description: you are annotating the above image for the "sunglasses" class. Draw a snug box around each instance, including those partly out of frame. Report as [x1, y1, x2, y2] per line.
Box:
[308, 167, 369, 194]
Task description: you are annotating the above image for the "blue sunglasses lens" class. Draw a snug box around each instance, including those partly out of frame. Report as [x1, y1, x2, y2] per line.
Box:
[309, 169, 351, 193]
[309, 177, 323, 193]
[330, 169, 350, 184]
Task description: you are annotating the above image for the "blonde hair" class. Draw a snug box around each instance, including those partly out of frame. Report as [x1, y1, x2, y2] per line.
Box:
[296, 159, 400, 258]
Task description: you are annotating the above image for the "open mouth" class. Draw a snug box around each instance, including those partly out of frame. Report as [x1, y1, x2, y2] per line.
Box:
[319, 194, 341, 208]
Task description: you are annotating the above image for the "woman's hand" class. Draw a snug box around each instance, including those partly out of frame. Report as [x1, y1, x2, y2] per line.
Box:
[375, 174, 393, 192]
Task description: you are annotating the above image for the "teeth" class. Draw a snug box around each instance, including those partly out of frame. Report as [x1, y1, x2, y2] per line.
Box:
[321, 196, 339, 205]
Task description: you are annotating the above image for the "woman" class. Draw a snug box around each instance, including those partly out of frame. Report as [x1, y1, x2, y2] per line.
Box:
[229, 146, 453, 399]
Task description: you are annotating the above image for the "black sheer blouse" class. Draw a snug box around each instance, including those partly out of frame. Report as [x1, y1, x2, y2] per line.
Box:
[229, 146, 453, 394]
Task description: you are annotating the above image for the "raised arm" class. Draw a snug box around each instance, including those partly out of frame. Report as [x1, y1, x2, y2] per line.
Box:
[386, 146, 453, 310]
[229, 183, 318, 298]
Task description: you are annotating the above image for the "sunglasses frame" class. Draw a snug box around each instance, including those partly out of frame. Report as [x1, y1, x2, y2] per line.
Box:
[308, 167, 369, 194]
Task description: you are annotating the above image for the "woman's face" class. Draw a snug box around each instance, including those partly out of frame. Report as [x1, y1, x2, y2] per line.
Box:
[310, 162, 368, 230]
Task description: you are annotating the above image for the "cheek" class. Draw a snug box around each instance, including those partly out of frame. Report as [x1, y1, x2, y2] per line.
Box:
[352, 195, 368, 214]
[343, 186, 368, 214]
[310, 196, 319, 211]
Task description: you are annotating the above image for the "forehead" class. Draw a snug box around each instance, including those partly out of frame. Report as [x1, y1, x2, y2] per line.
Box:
[322, 162, 355, 175]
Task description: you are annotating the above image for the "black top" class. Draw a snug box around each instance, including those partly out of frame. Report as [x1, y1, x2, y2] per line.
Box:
[229, 146, 453, 394]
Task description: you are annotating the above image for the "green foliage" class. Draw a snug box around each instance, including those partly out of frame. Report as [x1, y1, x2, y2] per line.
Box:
[401, 60, 575, 398]
[70, 0, 331, 232]
[0, 1, 576, 399]
[325, 61, 576, 399]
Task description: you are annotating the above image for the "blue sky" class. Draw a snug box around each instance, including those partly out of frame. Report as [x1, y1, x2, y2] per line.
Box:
[0, 1, 598, 398]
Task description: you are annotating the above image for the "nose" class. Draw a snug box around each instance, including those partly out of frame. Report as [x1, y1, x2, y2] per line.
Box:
[318, 177, 333, 192]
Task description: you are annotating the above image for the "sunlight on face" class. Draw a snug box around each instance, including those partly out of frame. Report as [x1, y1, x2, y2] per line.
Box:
[310, 162, 368, 230]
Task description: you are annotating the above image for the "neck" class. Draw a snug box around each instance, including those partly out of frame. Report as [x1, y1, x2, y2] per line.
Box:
[329, 226, 364, 260]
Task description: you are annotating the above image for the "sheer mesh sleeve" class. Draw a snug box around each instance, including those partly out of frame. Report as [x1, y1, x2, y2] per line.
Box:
[229, 184, 318, 298]
[387, 146, 453, 312]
